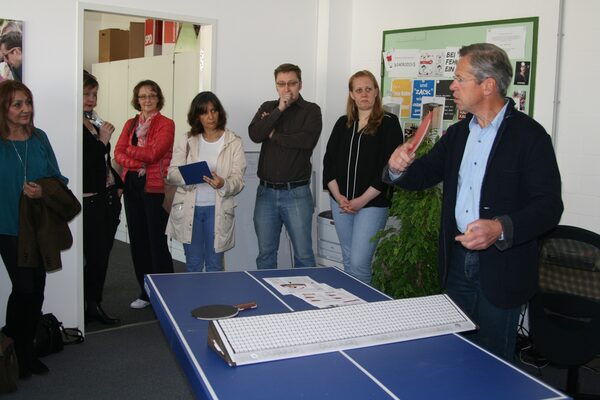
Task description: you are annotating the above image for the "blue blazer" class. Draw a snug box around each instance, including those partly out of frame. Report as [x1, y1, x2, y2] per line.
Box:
[386, 98, 563, 308]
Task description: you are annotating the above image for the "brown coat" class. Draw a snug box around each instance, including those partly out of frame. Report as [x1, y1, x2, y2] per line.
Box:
[18, 177, 81, 272]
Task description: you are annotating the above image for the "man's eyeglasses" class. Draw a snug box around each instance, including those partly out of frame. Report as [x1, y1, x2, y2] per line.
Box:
[1, 47, 19, 59]
[138, 94, 158, 101]
[276, 80, 299, 89]
[453, 75, 480, 85]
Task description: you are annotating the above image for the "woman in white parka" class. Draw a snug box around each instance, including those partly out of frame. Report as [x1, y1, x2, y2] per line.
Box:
[166, 91, 246, 271]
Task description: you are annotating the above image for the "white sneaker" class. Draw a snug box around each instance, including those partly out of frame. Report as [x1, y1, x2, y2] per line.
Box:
[130, 298, 150, 309]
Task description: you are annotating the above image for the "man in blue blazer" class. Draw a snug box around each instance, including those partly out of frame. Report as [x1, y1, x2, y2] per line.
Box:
[384, 43, 563, 361]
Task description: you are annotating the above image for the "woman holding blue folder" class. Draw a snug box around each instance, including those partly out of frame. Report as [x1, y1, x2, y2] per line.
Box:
[166, 92, 246, 271]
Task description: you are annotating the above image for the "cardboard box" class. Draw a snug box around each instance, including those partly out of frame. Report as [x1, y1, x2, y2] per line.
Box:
[99, 29, 129, 63]
[129, 22, 144, 59]
[144, 19, 163, 57]
[162, 21, 179, 55]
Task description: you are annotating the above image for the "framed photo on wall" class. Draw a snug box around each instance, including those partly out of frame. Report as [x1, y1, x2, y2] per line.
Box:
[0, 19, 23, 82]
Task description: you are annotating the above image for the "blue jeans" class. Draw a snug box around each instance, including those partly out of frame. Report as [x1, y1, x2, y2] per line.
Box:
[330, 198, 388, 284]
[446, 243, 521, 361]
[254, 184, 315, 269]
[183, 206, 223, 272]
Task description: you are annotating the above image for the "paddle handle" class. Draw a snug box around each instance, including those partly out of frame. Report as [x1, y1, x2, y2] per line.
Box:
[235, 302, 257, 311]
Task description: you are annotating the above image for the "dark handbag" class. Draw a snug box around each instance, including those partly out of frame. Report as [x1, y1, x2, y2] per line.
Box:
[34, 313, 64, 357]
[0, 333, 18, 394]
[34, 314, 84, 358]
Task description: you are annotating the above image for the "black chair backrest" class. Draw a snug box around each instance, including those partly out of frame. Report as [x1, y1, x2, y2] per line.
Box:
[538, 225, 600, 300]
[530, 225, 600, 367]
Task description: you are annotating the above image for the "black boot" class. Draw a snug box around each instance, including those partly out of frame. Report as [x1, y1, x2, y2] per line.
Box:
[86, 303, 120, 325]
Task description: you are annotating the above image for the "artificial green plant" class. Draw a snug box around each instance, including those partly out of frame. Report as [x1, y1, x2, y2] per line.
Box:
[372, 138, 443, 298]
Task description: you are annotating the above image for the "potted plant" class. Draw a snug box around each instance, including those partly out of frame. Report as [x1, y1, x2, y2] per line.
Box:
[371, 138, 443, 298]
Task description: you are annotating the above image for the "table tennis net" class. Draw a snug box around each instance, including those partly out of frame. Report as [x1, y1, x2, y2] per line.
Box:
[208, 294, 476, 366]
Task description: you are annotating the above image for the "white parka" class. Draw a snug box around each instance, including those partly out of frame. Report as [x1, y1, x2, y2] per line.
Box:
[165, 129, 246, 252]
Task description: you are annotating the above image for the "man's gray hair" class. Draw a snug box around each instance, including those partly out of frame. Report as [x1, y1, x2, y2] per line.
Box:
[459, 43, 513, 97]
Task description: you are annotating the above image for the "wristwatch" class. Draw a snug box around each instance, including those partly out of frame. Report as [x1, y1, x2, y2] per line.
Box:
[494, 217, 504, 241]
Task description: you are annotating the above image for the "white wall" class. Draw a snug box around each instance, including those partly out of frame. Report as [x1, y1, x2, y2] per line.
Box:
[555, 0, 600, 231]
[314, 0, 353, 211]
[1, 0, 599, 329]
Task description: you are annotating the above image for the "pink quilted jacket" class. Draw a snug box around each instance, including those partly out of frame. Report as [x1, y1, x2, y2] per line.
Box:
[114, 113, 175, 193]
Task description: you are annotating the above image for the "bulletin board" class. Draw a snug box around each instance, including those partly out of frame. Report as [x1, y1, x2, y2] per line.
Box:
[381, 17, 538, 137]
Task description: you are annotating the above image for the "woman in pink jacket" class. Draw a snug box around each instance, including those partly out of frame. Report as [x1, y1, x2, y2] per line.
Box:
[114, 80, 174, 310]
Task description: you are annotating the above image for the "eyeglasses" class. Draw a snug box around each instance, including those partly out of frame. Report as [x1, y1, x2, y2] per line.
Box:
[138, 94, 158, 101]
[1, 47, 19, 59]
[275, 80, 299, 89]
[453, 75, 480, 85]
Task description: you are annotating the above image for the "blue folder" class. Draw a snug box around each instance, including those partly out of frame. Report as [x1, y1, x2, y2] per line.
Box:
[178, 161, 213, 185]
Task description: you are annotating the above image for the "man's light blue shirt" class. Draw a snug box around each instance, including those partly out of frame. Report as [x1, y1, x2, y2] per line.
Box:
[455, 102, 508, 233]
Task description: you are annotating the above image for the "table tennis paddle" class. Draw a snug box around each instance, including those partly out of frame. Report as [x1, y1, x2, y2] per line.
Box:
[191, 302, 257, 320]
[407, 111, 433, 153]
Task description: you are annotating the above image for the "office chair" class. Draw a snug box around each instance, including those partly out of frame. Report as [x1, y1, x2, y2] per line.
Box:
[529, 225, 600, 399]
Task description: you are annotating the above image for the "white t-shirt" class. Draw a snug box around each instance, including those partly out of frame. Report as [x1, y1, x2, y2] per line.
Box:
[195, 134, 224, 206]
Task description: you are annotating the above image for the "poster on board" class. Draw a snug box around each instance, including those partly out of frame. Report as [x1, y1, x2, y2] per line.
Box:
[421, 96, 446, 138]
[434, 80, 457, 120]
[410, 80, 434, 119]
[383, 49, 419, 78]
[390, 78, 412, 118]
[418, 49, 445, 78]
[486, 25, 526, 59]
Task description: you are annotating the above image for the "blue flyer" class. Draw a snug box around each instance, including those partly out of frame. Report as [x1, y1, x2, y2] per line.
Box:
[411, 80, 435, 119]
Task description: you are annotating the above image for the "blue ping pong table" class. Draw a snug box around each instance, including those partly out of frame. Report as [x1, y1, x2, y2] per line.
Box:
[145, 267, 568, 400]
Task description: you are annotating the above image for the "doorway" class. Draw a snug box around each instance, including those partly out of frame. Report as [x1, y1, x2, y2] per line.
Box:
[79, 4, 216, 331]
